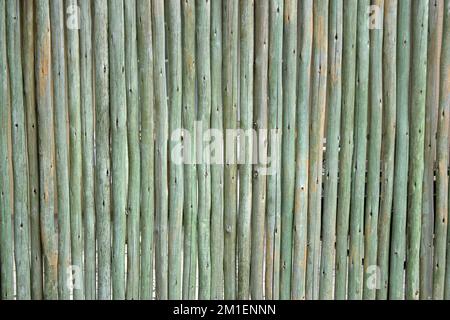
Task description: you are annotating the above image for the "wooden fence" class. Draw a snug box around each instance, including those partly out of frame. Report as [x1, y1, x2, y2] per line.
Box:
[0, 0, 449, 300]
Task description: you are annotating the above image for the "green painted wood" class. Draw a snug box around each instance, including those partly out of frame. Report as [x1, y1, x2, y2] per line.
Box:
[363, 0, 384, 301]
[292, 0, 311, 301]
[266, 0, 283, 301]
[406, 0, 428, 300]
[306, 0, 328, 300]
[443, 0, 450, 299]
[223, 0, 239, 300]
[137, 0, 155, 301]
[320, 0, 342, 300]
[421, 0, 443, 301]
[0, 0, 14, 299]
[334, 0, 357, 300]
[181, 0, 198, 300]
[167, 0, 183, 300]
[376, 0, 397, 300]
[237, 0, 254, 300]
[196, 0, 212, 300]
[6, 0, 31, 300]
[80, 0, 95, 300]
[49, 0, 70, 300]
[279, 0, 297, 300]
[21, 0, 43, 300]
[124, 0, 140, 300]
[348, 0, 369, 300]
[210, 0, 224, 300]
[152, 0, 169, 300]
[65, 0, 84, 300]
[426, 0, 444, 301]
[36, 0, 58, 299]
[94, 0, 111, 300]
[250, 0, 268, 301]
[434, 1, 450, 300]
[388, 0, 411, 300]
[109, 0, 128, 300]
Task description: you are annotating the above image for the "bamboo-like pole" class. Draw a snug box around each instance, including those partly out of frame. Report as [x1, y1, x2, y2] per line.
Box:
[197, 0, 212, 300]
[406, 0, 428, 300]
[223, 0, 238, 300]
[292, 0, 311, 301]
[306, 0, 328, 300]
[363, 0, 384, 300]
[152, 0, 169, 300]
[6, 0, 31, 299]
[422, 0, 443, 301]
[210, 0, 224, 300]
[124, 0, 140, 300]
[0, 0, 14, 299]
[181, 0, 197, 300]
[279, 0, 297, 300]
[237, 0, 254, 300]
[36, 0, 58, 299]
[319, 0, 342, 300]
[266, 0, 283, 300]
[167, 0, 183, 300]
[80, 0, 95, 300]
[250, 0, 268, 300]
[376, 0, 397, 300]
[109, 0, 127, 300]
[443, 0, 450, 299]
[389, 0, 411, 300]
[435, 0, 449, 299]
[137, 0, 155, 301]
[65, 0, 84, 300]
[334, 0, 357, 300]
[94, 0, 111, 301]
[21, 0, 43, 300]
[49, 0, 70, 300]
[348, 0, 369, 300]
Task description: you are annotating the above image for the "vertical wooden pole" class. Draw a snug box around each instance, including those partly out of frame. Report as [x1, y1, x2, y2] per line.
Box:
[152, 0, 169, 300]
[211, 0, 224, 300]
[389, 0, 411, 300]
[49, 0, 70, 300]
[223, 0, 238, 300]
[292, 0, 312, 301]
[137, 0, 155, 301]
[65, 0, 84, 300]
[363, 0, 384, 300]
[6, 0, 31, 299]
[0, 0, 14, 299]
[435, 0, 449, 300]
[36, 0, 58, 299]
[376, 0, 397, 300]
[124, 0, 140, 300]
[406, 0, 428, 300]
[422, 0, 444, 301]
[306, 0, 328, 300]
[334, 0, 357, 300]
[279, 0, 297, 300]
[237, 0, 254, 300]
[197, 0, 212, 300]
[320, 0, 343, 300]
[167, 0, 183, 300]
[94, 0, 111, 300]
[21, 0, 43, 300]
[80, 0, 95, 300]
[348, 0, 369, 300]
[181, 0, 198, 300]
[109, 0, 127, 300]
[250, 0, 268, 300]
[266, 0, 283, 300]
